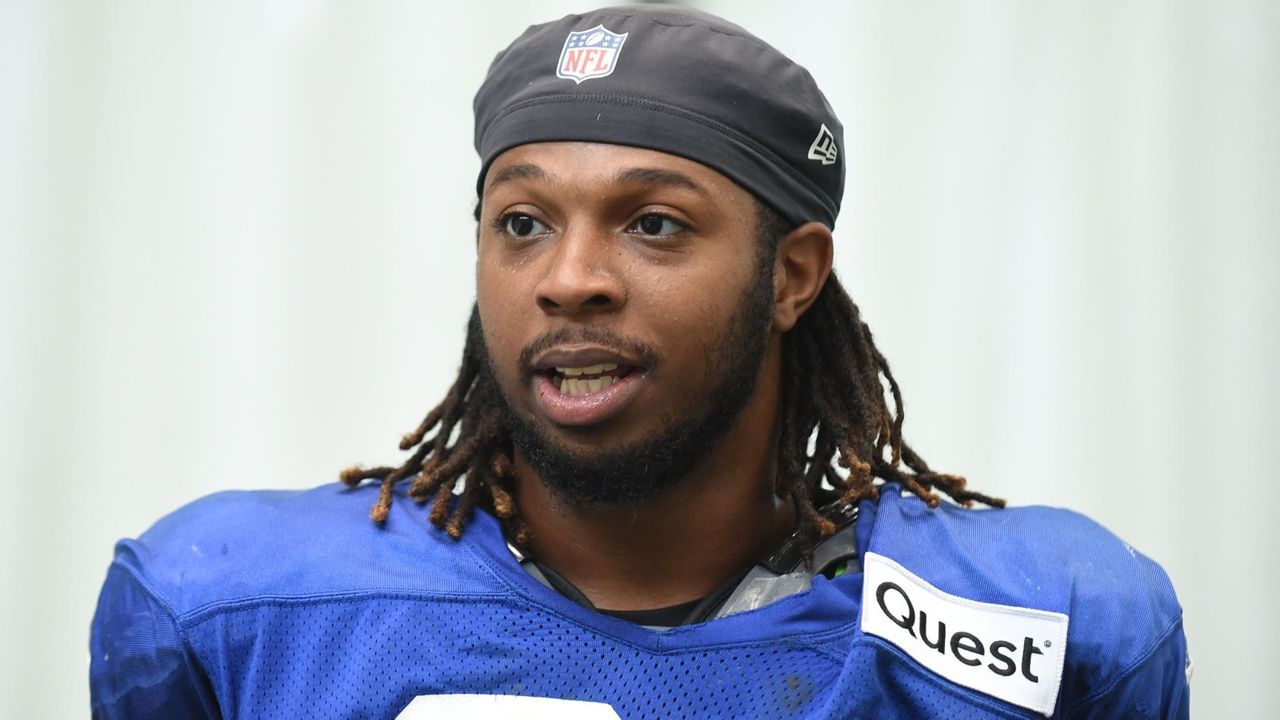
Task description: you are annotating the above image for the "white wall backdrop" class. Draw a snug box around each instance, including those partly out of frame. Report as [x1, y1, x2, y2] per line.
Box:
[2, 0, 1276, 717]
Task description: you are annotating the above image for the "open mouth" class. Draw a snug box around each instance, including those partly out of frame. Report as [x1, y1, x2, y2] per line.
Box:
[545, 362, 638, 397]
[532, 360, 648, 427]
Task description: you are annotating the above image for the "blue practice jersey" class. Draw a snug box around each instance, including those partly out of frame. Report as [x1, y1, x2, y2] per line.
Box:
[90, 482, 1189, 718]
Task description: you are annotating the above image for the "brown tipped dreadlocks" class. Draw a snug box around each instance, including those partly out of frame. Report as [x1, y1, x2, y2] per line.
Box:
[341, 201, 1004, 560]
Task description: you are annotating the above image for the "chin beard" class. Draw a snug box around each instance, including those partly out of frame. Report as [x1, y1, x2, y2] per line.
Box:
[482, 269, 776, 508]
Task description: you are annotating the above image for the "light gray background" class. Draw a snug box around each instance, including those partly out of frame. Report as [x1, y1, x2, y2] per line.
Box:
[2, 1, 1276, 717]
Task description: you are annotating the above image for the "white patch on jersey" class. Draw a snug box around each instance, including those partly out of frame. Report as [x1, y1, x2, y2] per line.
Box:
[807, 123, 838, 165]
[860, 552, 1069, 717]
[397, 694, 621, 719]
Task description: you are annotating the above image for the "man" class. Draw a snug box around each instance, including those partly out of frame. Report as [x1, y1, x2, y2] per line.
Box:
[90, 5, 1189, 718]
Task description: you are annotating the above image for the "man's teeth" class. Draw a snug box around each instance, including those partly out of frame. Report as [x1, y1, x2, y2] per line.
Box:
[552, 364, 625, 396]
[558, 375, 619, 396]
[556, 363, 618, 377]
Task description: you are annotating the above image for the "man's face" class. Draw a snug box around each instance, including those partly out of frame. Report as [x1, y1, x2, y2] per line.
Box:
[475, 142, 777, 505]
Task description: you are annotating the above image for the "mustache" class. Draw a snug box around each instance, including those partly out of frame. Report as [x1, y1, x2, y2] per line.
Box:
[517, 326, 662, 372]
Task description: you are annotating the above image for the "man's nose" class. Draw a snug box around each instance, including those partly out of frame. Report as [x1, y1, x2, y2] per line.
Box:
[533, 227, 626, 316]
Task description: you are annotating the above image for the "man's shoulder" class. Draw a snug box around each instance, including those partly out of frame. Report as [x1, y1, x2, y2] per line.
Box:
[862, 487, 1186, 713]
[110, 483, 509, 620]
[866, 488, 1180, 618]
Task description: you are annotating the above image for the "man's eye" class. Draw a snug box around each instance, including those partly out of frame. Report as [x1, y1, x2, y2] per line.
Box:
[632, 213, 684, 237]
[500, 213, 548, 237]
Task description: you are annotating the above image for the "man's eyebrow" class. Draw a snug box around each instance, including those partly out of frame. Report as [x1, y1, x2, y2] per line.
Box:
[484, 163, 705, 197]
[485, 163, 548, 195]
[614, 167, 702, 192]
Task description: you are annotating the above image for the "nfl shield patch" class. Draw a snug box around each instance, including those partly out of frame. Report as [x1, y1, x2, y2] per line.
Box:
[556, 24, 628, 84]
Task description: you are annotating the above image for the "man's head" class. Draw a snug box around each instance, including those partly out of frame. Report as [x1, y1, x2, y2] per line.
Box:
[343, 5, 1002, 557]
[473, 143, 785, 507]
[469, 6, 844, 507]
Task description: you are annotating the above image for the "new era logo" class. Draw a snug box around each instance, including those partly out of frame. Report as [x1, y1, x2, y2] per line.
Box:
[556, 25, 628, 84]
[808, 123, 838, 165]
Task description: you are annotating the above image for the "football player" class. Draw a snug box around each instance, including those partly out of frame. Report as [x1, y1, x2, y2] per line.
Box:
[91, 5, 1189, 718]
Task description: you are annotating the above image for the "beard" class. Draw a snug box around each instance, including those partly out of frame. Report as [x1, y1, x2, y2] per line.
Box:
[479, 266, 776, 508]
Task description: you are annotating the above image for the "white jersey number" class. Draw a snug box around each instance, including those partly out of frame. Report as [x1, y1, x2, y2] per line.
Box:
[397, 694, 622, 719]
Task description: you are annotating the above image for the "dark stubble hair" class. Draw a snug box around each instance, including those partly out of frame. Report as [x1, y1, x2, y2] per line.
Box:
[480, 254, 777, 508]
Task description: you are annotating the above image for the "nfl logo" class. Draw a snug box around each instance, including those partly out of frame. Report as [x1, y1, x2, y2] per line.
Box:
[556, 24, 629, 84]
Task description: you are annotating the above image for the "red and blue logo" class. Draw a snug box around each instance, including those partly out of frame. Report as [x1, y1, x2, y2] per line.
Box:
[556, 24, 628, 84]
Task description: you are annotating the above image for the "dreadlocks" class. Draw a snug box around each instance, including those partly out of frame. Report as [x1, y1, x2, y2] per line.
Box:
[341, 200, 1003, 560]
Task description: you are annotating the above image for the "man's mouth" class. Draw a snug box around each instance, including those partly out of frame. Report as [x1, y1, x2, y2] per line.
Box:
[528, 351, 649, 427]
[547, 363, 637, 396]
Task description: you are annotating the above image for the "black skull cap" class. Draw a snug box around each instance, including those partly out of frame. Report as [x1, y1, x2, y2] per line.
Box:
[473, 4, 845, 228]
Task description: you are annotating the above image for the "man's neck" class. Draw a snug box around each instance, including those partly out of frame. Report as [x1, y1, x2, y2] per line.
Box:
[510, 439, 796, 612]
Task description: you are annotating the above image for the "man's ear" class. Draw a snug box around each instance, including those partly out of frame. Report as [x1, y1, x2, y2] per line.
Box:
[771, 221, 834, 333]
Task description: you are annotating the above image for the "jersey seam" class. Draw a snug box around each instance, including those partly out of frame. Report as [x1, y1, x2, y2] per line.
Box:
[113, 558, 186, 624]
[110, 560, 223, 717]
[178, 588, 520, 626]
[1062, 614, 1185, 716]
[792, 631, 858, 665]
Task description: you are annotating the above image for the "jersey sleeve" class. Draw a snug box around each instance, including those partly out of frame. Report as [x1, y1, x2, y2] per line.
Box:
[89, 562, 221, 719]
[1063, 619, 1190, 720]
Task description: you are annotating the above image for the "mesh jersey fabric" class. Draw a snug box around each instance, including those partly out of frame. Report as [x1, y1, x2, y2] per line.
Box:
[90, 482, 1189, 719]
